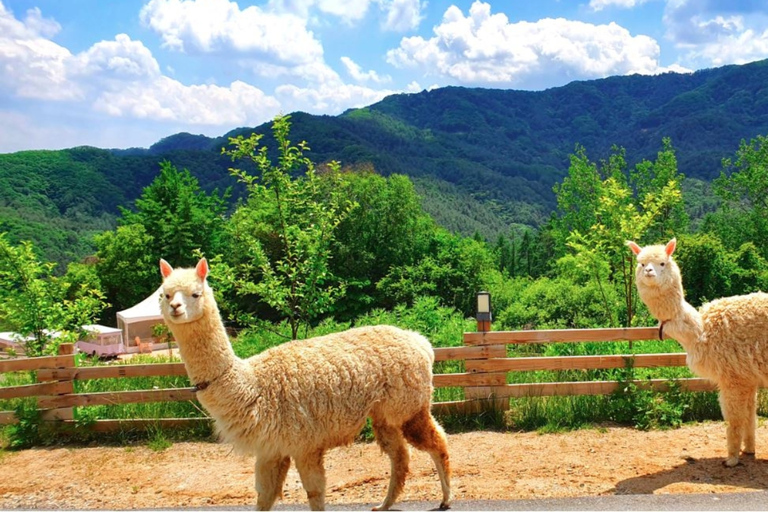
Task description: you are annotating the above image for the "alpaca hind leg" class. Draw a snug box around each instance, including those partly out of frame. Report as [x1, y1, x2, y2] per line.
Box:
[719, 385, 754, 467]
[255, 454, 291, 511]
[371, 420, 410, 511]
[402, 407, 452, 510]
[294, 450, 326, 511]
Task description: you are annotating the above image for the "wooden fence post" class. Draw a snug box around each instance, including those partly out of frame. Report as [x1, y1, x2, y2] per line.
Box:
[463, 295, 509, 414]
[39, 343, 76, 421]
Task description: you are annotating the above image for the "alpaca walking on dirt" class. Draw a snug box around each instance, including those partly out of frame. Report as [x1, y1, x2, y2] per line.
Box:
[628, 238, 768, 466]
[158, 258, 452, 511]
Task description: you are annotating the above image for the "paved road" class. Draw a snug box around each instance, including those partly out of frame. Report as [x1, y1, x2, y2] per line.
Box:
[143, 491, 768, 511]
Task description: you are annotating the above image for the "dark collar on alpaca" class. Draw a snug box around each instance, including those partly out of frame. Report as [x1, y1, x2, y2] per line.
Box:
[658, 320, 667, 341]
[193, 381, 210, 392]
[192, 363, 233, 393]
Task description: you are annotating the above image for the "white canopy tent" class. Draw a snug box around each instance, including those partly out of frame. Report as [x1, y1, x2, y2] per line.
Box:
[116, 287, 164, 350]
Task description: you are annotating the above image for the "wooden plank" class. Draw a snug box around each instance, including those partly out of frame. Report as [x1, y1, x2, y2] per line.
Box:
[433, 372, 507, 387]
[464, 327, 661, 346]
[62, 417, 211, 433]
[432, 400, 486, 416]
[0, 355, 76, 373]
[38, 388, 198, 409]
[0, 381, 72, 400]
[490, 377, 715, 398]
[37, 363, 189, 382]
[467, 353, 688, 373]
[433, 344, 506, 362]
[0, 410, 19, 425]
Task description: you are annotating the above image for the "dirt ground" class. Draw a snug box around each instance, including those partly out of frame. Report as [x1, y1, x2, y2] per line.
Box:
[2, 421, 768, 510]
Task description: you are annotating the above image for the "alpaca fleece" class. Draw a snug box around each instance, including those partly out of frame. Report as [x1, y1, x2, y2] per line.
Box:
[629, 238, 768, 467]
[158, 258, 451, 511]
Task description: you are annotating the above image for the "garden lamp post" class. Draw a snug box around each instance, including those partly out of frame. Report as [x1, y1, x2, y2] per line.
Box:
[476, 291, 492, 332]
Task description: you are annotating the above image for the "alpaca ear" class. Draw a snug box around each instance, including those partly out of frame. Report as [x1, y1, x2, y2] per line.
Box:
[159, 259, 173, 279]
[196, 258, 209, 280]
[665, 238, 677, 257]
[626, 241, 642, 256]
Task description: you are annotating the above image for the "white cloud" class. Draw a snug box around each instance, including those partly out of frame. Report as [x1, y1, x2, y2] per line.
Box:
[341, 56, 392, 83]
[140, 0, 323, 65]
[94, 77, 280, 125]
[589, 0, 651, 11]
[379, 0, 425, 31]
[386, 1, 672, 88]
[0, 2, 80, 100]
[664, 0, 768, 67]
[276, 80, 396, 113]
[76, 34, 161, 80]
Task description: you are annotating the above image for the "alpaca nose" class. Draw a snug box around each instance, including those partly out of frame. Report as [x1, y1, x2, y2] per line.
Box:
[170, 301, 181, 311]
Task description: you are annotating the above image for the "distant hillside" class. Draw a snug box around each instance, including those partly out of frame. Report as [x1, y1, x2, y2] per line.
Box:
[3, 59, 768, 266]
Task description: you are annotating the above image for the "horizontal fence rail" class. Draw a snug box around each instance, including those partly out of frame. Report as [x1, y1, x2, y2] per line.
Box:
[0, 327, 714, 431]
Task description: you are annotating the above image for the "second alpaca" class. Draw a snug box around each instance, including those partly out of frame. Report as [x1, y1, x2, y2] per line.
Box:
[159, 258, 451, 510]
[628, 238, 768, 466]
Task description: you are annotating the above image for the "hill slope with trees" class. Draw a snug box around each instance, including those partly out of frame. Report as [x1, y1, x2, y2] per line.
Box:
[3, 59, 768, 266]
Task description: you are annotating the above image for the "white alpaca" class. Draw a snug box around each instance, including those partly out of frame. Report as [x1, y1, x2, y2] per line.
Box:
[158, 258, 452, 511]
[628, 238, 768, 466]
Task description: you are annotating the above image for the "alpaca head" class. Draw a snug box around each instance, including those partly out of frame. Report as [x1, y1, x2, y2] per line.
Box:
[159, 258, 211, 325]
[626, 238, 682, 293]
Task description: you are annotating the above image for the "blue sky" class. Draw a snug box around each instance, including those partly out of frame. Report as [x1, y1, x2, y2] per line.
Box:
[2, 0, 768, 152]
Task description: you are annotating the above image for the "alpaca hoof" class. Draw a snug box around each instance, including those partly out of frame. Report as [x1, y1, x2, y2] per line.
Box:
[372, 504, 390, 511]
[723, 457, 741, 467]
[438, 501, 451, 510]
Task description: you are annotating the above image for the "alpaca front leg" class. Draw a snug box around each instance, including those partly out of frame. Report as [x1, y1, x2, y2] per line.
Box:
[719, 386, 753, 467]
[743, 387, 758, 456]
[295, 450, 327, 511]
[372, 421, 410, 511]
[255, 455, 291, 511]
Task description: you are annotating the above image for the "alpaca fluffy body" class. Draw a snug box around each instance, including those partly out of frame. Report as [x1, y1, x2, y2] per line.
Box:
[158, 258, 451, 511]
[628, 238, 768, 466]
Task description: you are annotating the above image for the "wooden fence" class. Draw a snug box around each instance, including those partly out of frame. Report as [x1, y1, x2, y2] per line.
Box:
[0, 327, 715, 431]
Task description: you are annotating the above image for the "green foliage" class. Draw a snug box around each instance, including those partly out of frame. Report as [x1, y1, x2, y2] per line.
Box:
[222, 115, 356, 339]
[552, 141, 687, 327]
[329, 170, 435, 319]
[708, 135, 768, 258]
[120, 160, 230, 268]
[0, 233, 107, 356]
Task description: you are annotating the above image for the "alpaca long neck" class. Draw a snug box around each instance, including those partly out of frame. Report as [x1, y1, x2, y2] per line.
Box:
[170, 303, 239, 385]
[639, 279, 702, 352]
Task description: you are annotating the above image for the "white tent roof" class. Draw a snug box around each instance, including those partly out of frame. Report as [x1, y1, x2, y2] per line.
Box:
[117, 286, 164, 324]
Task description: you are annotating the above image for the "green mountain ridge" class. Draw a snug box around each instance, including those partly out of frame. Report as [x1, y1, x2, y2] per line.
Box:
[3, 59, 768, 266]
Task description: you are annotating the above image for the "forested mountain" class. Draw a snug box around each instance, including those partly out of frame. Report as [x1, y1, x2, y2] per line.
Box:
[3, 58, 768, 267]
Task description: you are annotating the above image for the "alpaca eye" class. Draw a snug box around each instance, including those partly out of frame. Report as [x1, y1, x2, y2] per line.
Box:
[660, 262, 665, 267]
[192, 293, 201, 299]
[165, 294, 170, 299]
[641, 263, 645, 267]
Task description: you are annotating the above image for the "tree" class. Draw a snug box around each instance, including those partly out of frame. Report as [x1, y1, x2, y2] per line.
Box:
[708, 135, 768, 258]
[94, 224, 157, 319]
[221, 115, 356, 339]
[553, 142, 687, 327]
[0, 233, 107, 356]
[329, 170, 435, 319]
[119, 160, 230, 268]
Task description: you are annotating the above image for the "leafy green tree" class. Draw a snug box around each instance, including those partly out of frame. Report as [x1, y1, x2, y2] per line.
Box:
[707, 135, 768, 258]
[94, 224, 157, 319]
[377, 230, 495, 316]
[221, 115, 356, 339]
[0, 233, 107, 356]
[554, 142, 687, 326]
[120, 160, 230, 268]
[329, 170, 435, 319]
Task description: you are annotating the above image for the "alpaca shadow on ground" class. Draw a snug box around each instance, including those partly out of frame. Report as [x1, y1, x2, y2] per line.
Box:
[610, 455, 768, 495]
